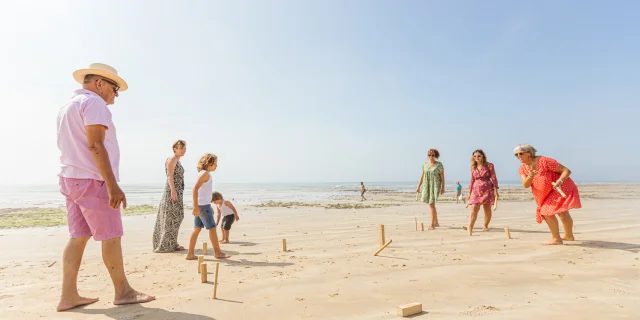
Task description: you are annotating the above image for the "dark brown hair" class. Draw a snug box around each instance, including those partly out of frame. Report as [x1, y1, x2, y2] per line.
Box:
[211, 191, 223, 202]
[427, 149, 440, 159]
[471, 149, 487, 170]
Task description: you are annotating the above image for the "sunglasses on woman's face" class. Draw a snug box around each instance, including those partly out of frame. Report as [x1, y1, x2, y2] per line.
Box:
[514, 152, 527, 157]
[428, 154, 436, 157]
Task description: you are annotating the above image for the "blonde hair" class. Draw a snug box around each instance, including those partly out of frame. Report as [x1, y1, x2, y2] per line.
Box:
[470, 149, 487, 170]
[172, 140, 186, 151]
[197, 153, 218, 171]
[514, 144, 537, 157]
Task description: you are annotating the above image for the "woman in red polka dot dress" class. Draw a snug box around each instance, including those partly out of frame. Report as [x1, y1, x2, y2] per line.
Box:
[515, 144, 581, 245]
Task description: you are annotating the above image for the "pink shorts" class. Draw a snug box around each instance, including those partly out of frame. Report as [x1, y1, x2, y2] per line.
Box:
[59, 177, 124, 241]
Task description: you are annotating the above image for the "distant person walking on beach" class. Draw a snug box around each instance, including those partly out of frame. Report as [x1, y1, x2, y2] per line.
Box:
[152, 140, 187, 252]
[55, 63, 154, 311]
[360, 182, 367, 201]
[455, 181, 463, 204]
[515, 144, 581, 245]
[466, 149, 499, 236]
[416, 149, 445, 230]
[212, 192, 240, 243]
[185, 154, 230, 260]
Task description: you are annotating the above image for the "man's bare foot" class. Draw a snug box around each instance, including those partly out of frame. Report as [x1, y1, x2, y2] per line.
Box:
[562, 236, 575, 241]
[221, 240, 229, 244]
[174, 245, 185, 251]
[214, 253, 231, 259]
[113, 289, 155, 305]
[218, 240, 224, 243]
[543, 239, 564, 245]
[434, 223, 440, 227]
[57, 296, 99, 312]
[482, 227, 489, 231]
[467, 226, 473, 236]
[462, 226, 468, 230]
[185, 255, 198, 260]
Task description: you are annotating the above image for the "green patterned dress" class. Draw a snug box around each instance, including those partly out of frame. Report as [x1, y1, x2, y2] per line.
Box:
[420, 161, 444, 204]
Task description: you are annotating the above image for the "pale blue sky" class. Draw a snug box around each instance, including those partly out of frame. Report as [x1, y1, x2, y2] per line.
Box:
[1, 0, 638, 185]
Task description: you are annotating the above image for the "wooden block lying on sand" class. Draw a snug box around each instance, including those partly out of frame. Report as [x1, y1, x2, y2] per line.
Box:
[397, 302, 422, 317]
[373, 240, 392, 256]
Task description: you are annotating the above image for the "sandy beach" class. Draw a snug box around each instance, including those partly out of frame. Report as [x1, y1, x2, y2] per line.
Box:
[0, 184, 638, 319]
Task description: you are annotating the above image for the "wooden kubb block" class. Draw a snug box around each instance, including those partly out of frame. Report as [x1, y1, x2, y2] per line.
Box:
[397, 302, 422, 317]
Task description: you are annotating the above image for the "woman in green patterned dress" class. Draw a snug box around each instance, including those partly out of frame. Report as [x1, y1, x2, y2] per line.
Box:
[416, 148, 445, 230]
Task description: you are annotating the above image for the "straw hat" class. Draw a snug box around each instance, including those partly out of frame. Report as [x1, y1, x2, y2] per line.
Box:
[73, 63, 128, 92]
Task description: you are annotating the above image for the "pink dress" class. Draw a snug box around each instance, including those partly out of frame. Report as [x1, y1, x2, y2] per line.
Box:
[468, 163, 499, 205]
[519, 156, 582, 223]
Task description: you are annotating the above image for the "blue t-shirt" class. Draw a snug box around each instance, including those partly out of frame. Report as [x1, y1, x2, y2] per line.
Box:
[456, 184, 462, 193]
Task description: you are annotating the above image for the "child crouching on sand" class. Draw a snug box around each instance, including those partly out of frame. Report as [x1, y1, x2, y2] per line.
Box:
[185, 154, 230, 260]
[212, 192, 240, 244]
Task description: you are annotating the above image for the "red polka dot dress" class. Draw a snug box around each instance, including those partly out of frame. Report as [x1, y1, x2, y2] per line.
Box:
[519, 156, 582, 223]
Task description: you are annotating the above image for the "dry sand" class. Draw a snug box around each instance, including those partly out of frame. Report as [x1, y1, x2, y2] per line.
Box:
[0, 185, 638, 319]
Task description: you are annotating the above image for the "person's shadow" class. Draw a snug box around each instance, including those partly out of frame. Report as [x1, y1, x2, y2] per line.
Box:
[69, 304, 215, 319]
[565, 240, 640, 253]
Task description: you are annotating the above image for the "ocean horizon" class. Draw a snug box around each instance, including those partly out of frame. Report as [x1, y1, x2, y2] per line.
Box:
[1, 180, 637, 210]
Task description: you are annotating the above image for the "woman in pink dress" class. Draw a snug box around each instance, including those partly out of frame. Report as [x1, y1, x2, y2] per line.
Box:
[515, 144, 581, 245]
[466, 149, 499, 236]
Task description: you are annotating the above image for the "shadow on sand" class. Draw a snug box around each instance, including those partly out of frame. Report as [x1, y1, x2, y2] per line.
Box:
[565, 240, 640, 253]
[69, 304, 215, 319]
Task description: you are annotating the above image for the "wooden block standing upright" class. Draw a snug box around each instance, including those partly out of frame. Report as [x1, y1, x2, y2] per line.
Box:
[200, 264, 208, 283]
[198, 256, 204, 273]
[505, 227, 511, 239]
[373, 239, 392, 256]
[397, 302, 422, 317]
[203, 242, 208, 255]
[212, 262, 220, 299]
[282, 239, 287, 252]
[380, 224, 385, 246]
[421, 223, 424, 231]
[414, 218, 417, 231]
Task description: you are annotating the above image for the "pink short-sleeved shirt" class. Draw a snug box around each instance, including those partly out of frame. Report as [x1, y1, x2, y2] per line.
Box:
[57, 89, 120, 181]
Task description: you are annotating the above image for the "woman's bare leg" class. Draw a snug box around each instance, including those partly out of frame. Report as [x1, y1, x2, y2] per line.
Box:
[557, 211, 575, 241]
[428, 203, 438, 229]
[468, 205, 480, 236]
[482, 203, 492, 231]
[542, 215, 563, 245]
[467, 205, 479, 234]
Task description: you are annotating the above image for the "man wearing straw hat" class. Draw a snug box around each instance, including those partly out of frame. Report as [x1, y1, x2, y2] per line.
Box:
[56, 63, 155, 311]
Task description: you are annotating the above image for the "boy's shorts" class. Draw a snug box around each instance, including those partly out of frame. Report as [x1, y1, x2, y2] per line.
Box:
[59, 177, 124, 241]
[221, 215, 235, 230]
[195, 204, 216, 229]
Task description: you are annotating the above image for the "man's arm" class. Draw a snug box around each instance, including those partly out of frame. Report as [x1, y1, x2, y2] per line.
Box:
[86, 124, 126, 209]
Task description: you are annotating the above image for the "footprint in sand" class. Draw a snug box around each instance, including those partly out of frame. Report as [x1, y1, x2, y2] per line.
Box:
[611, 288, 634, 296]
[460, 306, 500, 316]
